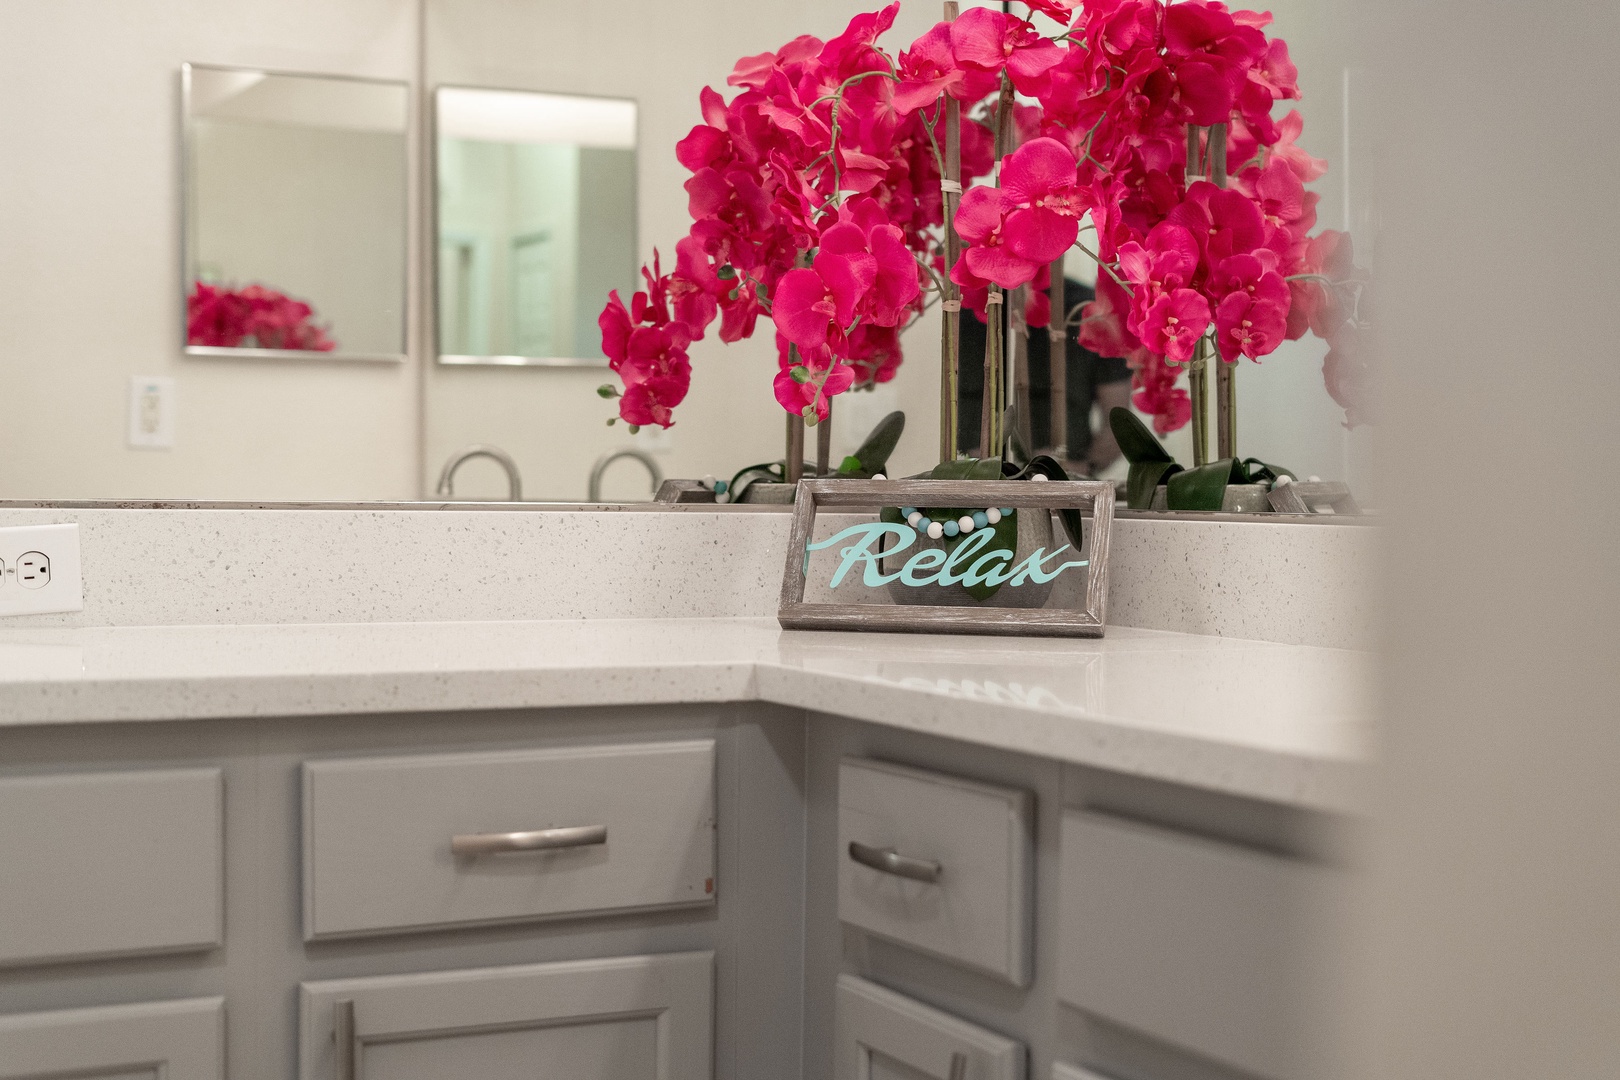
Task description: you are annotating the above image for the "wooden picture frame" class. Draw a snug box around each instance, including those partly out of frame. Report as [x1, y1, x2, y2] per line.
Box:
[778, 478, 1115, 638]
[1266, 480, 1362, 516]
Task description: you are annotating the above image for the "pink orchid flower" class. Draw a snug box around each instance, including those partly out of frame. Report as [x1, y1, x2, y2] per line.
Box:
[1139, 288, 1211, 363]
[1215, 289, 1287, 360]
[773, 334, 856, 420]
[950, 8, 1066, 94]
[820, 197, 922, 327]
[773, 249, 876, 352]
[1000, 137, 1085, 262]
[893, 23, 1000, 114]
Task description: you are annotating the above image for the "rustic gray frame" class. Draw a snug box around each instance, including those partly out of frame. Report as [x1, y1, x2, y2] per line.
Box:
[1266, 481, 1362, 516]
[777, 478, 1116, 638]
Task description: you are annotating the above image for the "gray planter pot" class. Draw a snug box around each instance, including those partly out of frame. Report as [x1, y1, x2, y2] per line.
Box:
[1147, 482, 1273, 513]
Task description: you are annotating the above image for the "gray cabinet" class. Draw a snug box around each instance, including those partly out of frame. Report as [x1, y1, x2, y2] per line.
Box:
[838, 758, 1034, 986]
[0, 768, 222, 967]
[0, 996, 223, 1080]
[299, 951, 714, 1080]
[1057, 809, 1339, 1080]
[835, 974, 1024, 1080]
[303, 740, 717, 939]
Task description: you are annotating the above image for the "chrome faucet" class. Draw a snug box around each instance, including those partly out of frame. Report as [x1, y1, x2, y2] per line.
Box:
[588, 448, 663, 501]
[436, 444, 523, 502]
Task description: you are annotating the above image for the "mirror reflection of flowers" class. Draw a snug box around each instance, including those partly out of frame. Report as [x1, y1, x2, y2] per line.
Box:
[187, 281, 337, 352]
[596, 0, 1372, 435]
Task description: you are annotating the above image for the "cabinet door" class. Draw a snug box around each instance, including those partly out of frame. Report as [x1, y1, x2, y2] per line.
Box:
[299, 952, 712, 1080]
[0, 768, 223, 966]
[0, 996, 223, 1080]
[835, 974, 1024, 1080]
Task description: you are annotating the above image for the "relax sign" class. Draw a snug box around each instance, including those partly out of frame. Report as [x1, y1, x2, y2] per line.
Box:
[778, 478, 1117, 638]
[806, 521, 1089, 590]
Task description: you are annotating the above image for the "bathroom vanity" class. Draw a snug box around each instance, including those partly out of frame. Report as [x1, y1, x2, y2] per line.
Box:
[0, 505, 1372, 1080]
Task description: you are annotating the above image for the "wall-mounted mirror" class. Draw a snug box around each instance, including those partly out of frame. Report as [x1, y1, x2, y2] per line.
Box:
[434, 87, 636, 366]
[182, 64, 408, 362]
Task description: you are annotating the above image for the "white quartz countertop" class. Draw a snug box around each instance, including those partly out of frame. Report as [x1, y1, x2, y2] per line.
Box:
[0, 618, 1371, 813]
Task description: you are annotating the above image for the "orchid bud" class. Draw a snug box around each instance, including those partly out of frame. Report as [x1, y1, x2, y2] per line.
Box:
[716, 265, 737, 280]
[790, 365, 810, 384]
[596, 384, 619, 399]
[628, 424, 641, 434]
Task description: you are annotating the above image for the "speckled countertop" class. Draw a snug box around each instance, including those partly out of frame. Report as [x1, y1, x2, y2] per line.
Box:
[0, 618, 1371, 813]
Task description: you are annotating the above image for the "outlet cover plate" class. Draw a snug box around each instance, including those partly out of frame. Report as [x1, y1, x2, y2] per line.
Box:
[0, 524, 85, 617]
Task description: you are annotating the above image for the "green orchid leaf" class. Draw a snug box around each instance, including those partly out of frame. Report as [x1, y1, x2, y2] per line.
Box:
[837, 455, 864, 475]
[928, 457, 1003, 481]
[1126, 460, 1181, 509]
[1110, 407, 1175, 464]
[851, 411, 906, 475]
[1023, 455, 1084, 551]
[1165, 458, 1246, 511]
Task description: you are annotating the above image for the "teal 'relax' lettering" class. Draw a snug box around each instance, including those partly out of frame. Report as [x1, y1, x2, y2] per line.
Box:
[1008, 544, 1089, 585]
[803, 522, 1089, 590]
[805, 523, 913, 588]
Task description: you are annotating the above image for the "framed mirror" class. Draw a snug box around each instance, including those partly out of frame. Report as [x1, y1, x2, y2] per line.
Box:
[182, 64, 409, 362]
[433, 87, 637, 366]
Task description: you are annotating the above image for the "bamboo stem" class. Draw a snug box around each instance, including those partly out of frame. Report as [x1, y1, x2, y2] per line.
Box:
[1011, 283, 1032, 452]
[1208, 121, 1235, 460]
[786, 412, 804, 485]
[816, 396, 832, 475]
[786, 340, 805, 485]
[1216, 355, 1236, 459]
[1189, 338, 1210, 466]
[940, 0, 962, 465]
[980, 74, 1016, 460]
[1048, 255, 1067, 457]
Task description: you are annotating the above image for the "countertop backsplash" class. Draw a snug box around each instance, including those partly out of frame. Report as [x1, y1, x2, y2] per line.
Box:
[0, 505, 1376, 649]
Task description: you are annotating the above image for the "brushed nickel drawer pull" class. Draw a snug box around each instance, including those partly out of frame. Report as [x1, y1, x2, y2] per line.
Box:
[333, 998, 356, 1080]
[948, 1050, 968, 1080]
[848, 840, 943, 883]
[451, 825, 608, 856]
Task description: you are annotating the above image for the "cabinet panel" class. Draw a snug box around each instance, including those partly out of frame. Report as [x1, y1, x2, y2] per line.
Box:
[0, 768, 222, 967]
[835, 974, 1024, 1080]
[1057, 810, 1336, 1080]
[0, 996, 223, 1080]
[1052, 1065, 1112, 1080]
[838, 758, 1033, 985]
[304, 740, 715, 938]
[299, 951, 713, 1080]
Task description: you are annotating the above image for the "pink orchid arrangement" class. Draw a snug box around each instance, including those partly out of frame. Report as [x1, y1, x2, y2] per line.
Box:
[187, 282, 336, 352]
[599, 0, 1370, 441]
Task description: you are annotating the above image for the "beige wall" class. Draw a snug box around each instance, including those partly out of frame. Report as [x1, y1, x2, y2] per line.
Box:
[0, 0, 421, 502]
[1350, 0, 1620, 1075]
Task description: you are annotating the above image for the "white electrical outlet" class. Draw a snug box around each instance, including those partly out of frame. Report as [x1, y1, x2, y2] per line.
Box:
[128, 376, 176, 449]
[0, 524, 84, 617]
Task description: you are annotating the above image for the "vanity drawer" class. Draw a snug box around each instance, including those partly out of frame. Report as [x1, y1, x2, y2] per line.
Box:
[835, 974, 1024, 1080]
[1057, 809, 1336, 1080]
[303, 740, 715, 939]
[0, 768, 223, 967]
[838, 758, 1034, 985]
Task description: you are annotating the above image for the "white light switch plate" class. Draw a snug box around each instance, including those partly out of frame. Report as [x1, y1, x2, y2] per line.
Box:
[0, 524, 84, 617]
[128, 376, 176, 449]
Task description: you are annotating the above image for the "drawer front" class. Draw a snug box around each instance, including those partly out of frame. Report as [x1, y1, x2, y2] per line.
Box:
[0, 996, 224, 1080]
[0, 768, 223, 967]
[299, 952, 713, 1080]
[304, 740, 715, 939]
[1057, 810, 1335, 1080]
[835, 974, 1024, 1080]
[838, 758, 1033, 985]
